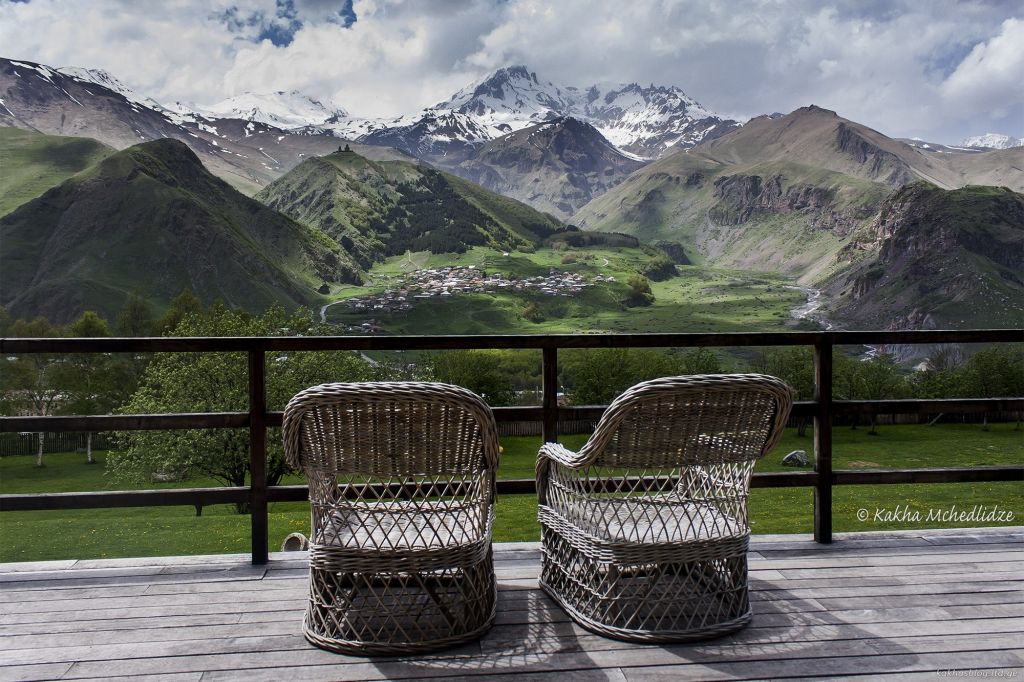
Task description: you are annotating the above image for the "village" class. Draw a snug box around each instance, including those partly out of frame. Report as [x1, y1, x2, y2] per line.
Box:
[340, 265, 613, 325]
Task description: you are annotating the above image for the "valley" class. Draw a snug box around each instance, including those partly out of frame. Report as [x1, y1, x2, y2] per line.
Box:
[319, 246, 806, 336]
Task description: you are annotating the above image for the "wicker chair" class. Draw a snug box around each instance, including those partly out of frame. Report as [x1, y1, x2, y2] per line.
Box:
[536, 374, 793, 642]
[282, 382, 499, 655]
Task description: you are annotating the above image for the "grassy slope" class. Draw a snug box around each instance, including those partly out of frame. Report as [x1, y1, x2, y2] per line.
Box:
[254, 151, 562, 268]
[2, 423, 1020, 561]
[442, 171, 562, 241]
[574, 153, 888, 284]
[323, 245, 805, 335]
[0, 126, 113, 216]
[1, 139, 352, 322]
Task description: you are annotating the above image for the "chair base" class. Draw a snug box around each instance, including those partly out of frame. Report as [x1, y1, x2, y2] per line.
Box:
[540, 527, 753, 642]
[303, 558, 496, 655]
[539, 580, 752, 643]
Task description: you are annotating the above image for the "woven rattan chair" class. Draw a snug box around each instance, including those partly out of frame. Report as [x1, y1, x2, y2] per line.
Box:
[283, 382, 499, 655]
[537, 374, 793, 642]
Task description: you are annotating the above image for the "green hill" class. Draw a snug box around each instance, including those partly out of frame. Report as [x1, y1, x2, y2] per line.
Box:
[0, 139, 360, 323]
[254, 150, 563, 267]
[0, 127, 114, 216]
[826, 183, 1024, 330]
[574, 148, 888, 282]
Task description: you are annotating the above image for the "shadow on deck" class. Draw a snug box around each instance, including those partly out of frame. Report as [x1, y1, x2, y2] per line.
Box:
[1, 527, 1021, 681]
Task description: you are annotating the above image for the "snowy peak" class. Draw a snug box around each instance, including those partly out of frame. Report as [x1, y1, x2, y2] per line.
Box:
[580, 81, 730, 154]
[199, 91, 348, 129]
[358, 110, 495, 157]
[56, 66, 164, 111]
[960, 133, 1024, 150]
[435, 65, 577, 128]
[425, 65, 737, 158]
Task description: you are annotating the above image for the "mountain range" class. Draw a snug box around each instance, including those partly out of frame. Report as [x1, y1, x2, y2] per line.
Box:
[0, 58, 411, 196]
[0, 123, 576, 324]
[573, 105, 1023, 330]
[335, 65, 739, 160]
[1, 55, 1021, 335]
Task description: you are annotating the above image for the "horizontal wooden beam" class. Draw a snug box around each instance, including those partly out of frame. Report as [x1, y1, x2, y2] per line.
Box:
[833, 466, 1023, 485]
[0, 486, 248, 512]
[0, 413, 249, 433]
[11, 397, 1019, 434]
[832, 398, 1024, 415]
[8, 466, 1016, 513]
[3, 329, 1019, 355]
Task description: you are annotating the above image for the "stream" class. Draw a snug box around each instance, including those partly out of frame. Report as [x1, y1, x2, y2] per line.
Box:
[788, 286, 834, 330]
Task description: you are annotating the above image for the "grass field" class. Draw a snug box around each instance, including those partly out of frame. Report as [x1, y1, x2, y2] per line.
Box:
[1, 423, 1019, 562]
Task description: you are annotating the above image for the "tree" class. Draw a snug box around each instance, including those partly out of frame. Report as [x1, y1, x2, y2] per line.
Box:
[155, 289, 203, 335]
[625, 274, 654, 307]
[678, 348, 723, 375]
[642, 253, 678, 281]
[857, 355, 906, 435]
[52, 312, 123, 463]
[522, 302, 545, 323]
[1, 317, 62, 466]
[116, 294, 155, 337]
[756, 347, 814, 436]
[958, 346, 1024, 430]
[110, 305, 372, 510]
[832, 351, 905, 434]
[428, 350, 517, 406]
[563, 348, 679, 405]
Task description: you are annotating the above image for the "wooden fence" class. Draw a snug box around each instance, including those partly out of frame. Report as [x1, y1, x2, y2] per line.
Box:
[1, 329, 1021, 564]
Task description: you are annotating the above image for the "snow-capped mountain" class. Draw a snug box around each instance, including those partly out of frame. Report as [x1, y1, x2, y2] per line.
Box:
[56, 66, 168, 112]
[196, 91, 348, 129]
[960, 133, 1024, 150]
[0, 57, 408, 195]
[580, 82, 736, 156]
[375, 65, 740, 159]
[356, 110, 497, 157]
[434, 65, 580, 132]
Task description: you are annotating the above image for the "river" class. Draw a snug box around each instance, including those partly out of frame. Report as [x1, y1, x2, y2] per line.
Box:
[788, 286, 833, 330]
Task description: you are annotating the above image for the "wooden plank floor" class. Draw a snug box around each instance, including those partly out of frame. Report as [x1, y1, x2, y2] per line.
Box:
[1, 527, 1021, 681]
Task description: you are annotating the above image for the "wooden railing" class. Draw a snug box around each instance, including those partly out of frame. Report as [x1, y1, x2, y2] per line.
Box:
[1, 329, 1021, 564]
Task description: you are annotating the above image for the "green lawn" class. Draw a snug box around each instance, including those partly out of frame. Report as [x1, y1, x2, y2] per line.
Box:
[0, 423, 1020, 562]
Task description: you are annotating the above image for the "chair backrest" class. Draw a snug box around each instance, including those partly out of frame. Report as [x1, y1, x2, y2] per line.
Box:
[579, 374, 794, 470]
[282, 381, 500, 478]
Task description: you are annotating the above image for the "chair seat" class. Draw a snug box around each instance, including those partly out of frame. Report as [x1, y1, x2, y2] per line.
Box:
[569, 497, 745, 542]
[540, 499, 747, 565]
[310, 501, 492, 572]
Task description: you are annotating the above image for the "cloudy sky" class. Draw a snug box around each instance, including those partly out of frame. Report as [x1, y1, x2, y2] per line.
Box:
[1, 0, 1021, 144]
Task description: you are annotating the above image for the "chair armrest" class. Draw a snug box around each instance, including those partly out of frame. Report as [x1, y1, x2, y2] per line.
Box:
[536, 442, 597, 506]
[538, 442, 592, 469]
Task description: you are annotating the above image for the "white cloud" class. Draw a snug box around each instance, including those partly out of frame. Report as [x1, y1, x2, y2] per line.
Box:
[940, 18, 1024, 119]
[0, 0, 1019, 143]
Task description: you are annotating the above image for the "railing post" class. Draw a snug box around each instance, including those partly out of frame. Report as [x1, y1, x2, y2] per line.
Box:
[248, 350, 269, 565]
[542, 347, 558, 443]
[813, 336, 833, 544]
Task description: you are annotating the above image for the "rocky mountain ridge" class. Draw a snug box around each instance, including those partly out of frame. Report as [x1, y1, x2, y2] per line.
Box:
[433, 116, 645, 219]
[826, 183, 1023, 331]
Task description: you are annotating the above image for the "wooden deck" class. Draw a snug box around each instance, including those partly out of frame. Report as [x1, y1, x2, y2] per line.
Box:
[1, 527, 1021, 681]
